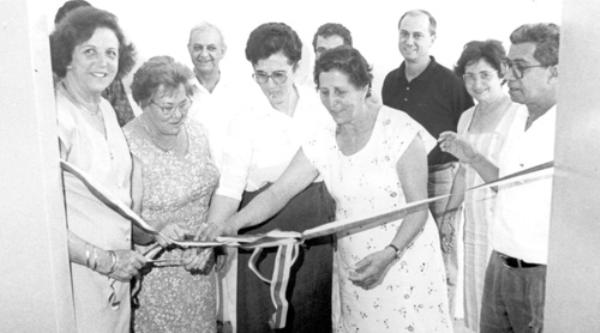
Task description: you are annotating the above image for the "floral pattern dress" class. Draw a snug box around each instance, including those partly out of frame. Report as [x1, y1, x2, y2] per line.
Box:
[124, 120, 219, 333]
[303, 106, 452, 332]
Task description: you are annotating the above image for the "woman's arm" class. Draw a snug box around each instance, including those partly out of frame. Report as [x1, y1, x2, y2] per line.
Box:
[387, 135, 430, 257]
[130, 156, 155, 245]
[67, 230, 147, 281]
[438, 165, 465, 253]
[443, 165, 466, 214]
[349, 135, 429, 289]
[197, 149, 319, 240]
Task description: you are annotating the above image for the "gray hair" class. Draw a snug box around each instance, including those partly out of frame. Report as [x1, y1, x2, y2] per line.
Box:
[188, 21, 226, 49]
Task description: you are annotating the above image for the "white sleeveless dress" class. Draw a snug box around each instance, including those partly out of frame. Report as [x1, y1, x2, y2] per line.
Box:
[303, 106, 452, 332]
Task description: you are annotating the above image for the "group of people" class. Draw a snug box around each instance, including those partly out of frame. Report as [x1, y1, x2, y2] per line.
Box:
[51, 1, 559, 332]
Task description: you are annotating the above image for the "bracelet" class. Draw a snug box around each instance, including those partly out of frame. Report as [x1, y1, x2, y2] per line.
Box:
[84, 244, 91, 268]
[385, 244, 402, 259]
[106, 250, 118, 276]
[91, 247, 99, 271]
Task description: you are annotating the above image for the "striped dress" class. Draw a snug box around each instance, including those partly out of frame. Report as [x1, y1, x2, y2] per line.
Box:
[457, 99, 522, 330]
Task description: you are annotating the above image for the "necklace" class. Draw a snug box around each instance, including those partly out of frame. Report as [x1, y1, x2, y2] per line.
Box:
[60, 81, 102, 116]
[60, 81, 114, 159]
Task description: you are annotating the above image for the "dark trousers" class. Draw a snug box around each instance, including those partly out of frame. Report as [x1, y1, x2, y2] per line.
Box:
[237, 182, 335, 333]
[480, 251, 546, 333]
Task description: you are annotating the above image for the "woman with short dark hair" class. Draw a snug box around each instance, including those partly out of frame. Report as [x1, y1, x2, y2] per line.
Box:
[201, 46, 452, 332]
[439, 39, 522, 330]
[51, 6, 146, 332]
[204, 22, 335, 332]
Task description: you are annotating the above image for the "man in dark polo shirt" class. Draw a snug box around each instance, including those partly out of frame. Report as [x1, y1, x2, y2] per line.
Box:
[381, 8, 473, 314]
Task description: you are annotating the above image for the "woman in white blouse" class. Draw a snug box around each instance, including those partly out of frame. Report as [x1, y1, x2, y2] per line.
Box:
[204, 22, 336, 332]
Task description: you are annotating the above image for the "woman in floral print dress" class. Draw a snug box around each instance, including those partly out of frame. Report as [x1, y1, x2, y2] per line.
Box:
[125, 56, 218, 332]
[199, 46, 451, 332]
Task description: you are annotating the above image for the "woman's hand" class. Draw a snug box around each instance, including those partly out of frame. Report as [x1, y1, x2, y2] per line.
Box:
[155, 224, 189, 247]
[348, 248, 396, 290]
[215, 247, 234, 272]
[195, 221, 237, 241]
[182, 248, 215, 274]
[438, 131, 478, 163]
[439, 211, 457, 254]
[107, 249, 148, 282]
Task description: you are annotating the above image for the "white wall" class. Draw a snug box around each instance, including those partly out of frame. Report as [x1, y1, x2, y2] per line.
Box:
[545, 1, 600, 332]
[48, 0, 562, 92]
[0, 0, 76, 331]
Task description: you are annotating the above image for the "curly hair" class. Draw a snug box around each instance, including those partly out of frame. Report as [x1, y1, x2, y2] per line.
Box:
[314, 46, 373, 92]
[245, 22, 302, 66]
[312, 23, 353, 51]
[50, 6, 135, 79]
[53, 0, 91, 24]
[455, 39, 506, 78]
[510, 23, 560, 66]
[130, 56, 195, 108]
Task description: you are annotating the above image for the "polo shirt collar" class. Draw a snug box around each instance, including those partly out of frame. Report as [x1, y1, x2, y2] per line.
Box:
[398, 56, 438, 84]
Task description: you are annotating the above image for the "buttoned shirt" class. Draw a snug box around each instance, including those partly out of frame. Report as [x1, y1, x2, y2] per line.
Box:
[216, 85, 332, 200]
[381, 56, 473, 166]
[493, 105, 556, 264]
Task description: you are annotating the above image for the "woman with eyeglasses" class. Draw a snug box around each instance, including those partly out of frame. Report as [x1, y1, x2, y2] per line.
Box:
[123, 56, 219, 332]
[203, 22, 335, 332]
[200, 45, 452, 332]
[438, 40, 523, 331]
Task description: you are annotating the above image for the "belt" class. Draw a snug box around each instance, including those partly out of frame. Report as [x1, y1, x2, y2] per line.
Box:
[499, 253, 543, 268]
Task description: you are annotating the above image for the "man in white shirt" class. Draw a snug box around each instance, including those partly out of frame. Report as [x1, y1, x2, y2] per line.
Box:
[187, 21, 238, 333]
[187, 22, 239, 170]
[439, 22, 559, 332]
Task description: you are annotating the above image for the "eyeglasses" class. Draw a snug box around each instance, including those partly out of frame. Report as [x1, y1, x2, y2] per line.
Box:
[150, 98, 192, 117]
[253, 71, 288, 85]
[504, 58, 549, 79]
[462, 71, 496, 84]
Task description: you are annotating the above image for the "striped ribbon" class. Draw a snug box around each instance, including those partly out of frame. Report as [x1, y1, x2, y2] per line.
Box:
[60, 159, 554, 328]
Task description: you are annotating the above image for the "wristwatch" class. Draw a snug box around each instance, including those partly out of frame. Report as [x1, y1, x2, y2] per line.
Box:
[385, 243, 403, 259]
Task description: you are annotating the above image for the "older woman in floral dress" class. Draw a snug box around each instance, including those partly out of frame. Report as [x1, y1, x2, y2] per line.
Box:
[200, 46, 452, 332]
[124, 56, 219, 332]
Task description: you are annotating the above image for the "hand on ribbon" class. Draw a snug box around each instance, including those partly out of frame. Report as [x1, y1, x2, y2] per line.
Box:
[109, 249, 148, 282]
[155, 224, 189, 247]
[182, 248, 215, 274]
[438, 131, 478, 163]
[195, 221, 238, 241]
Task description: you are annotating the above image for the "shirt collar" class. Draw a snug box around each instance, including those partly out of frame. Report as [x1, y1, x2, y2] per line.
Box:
[398, 56, 438, 84]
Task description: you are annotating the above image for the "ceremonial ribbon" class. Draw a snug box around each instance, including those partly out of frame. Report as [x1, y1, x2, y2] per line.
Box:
[60, 159, 554, 327]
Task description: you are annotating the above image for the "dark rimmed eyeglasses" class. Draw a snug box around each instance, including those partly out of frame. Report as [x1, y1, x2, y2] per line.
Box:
[150, 98, 192, 117]
[253, 71, 288, 85]
[504, 58, 549, 79]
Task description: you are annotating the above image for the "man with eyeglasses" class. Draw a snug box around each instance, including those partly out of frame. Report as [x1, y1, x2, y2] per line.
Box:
[381, 8, 473, 315]
[440, 23, 559, 333]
